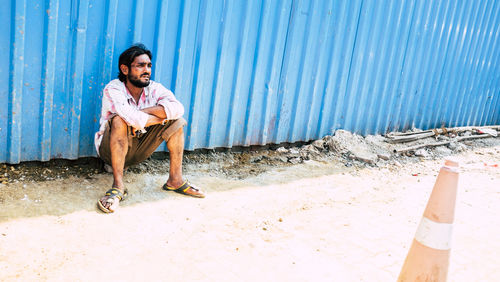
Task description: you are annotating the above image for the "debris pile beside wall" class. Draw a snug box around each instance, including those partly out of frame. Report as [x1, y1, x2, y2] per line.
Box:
[1, 126, 498, 183]
[274, 126, 500, 167]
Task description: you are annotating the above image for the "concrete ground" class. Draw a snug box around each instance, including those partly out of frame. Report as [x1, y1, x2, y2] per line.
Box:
[0, 145, 499, 281]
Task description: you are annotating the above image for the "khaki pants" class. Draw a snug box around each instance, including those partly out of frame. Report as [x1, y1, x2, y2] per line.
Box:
[98, 116, 187, 167]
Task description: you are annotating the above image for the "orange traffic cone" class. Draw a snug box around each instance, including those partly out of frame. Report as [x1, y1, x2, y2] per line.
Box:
[398, 160, 459, 282]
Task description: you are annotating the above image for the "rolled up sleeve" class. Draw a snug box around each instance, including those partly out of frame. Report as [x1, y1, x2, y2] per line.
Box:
[155, 84, 185, 120]
[104, 87, 149, 130]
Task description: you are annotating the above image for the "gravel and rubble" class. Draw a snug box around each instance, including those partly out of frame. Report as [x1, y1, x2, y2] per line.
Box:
[1, 126, 498, 184]
[0, 126, 499, 281]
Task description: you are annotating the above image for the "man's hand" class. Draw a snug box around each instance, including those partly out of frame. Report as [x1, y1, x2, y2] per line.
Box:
[144, 115, 166, 127]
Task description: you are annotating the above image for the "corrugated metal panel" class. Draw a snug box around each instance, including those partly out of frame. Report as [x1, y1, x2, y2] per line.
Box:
[1, 0, 499, 163]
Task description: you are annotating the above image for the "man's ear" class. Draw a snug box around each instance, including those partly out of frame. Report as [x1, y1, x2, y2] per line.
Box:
[120, 64, 129, 76]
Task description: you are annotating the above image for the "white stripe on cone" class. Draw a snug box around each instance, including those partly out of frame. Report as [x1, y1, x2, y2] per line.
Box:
[398, 160, 459, 282]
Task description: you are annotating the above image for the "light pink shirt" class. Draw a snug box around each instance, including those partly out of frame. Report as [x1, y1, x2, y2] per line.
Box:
[94, 79, 184, 153]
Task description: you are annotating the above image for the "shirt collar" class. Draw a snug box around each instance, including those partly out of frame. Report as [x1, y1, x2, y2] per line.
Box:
[123, 82, 149, 103]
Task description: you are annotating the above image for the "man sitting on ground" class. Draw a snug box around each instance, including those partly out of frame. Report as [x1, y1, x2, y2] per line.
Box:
[95, 44, 204, 213]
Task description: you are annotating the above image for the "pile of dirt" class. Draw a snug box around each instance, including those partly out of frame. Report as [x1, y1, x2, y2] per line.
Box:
[1, 127, 498, 183]
[256, 127, 499, 168]
[0, 159, 102, 184]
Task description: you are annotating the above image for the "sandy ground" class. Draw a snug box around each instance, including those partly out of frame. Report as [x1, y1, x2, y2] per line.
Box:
[0, 144, 499, 281]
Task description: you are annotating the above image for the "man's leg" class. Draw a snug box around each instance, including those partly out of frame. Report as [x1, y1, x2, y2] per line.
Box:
[99, 116, 128, 211]
[97, 117, 203, 212]
[109, 116, 128, 190]
[163, 125, 204, 198]
[165, 127, 185, 188]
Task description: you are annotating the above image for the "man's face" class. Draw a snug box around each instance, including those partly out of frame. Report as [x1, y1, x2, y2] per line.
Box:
[125, 54, 152, 88]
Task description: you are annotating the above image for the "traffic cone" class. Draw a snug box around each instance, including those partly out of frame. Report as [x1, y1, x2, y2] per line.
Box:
[398, 159, 459, 282]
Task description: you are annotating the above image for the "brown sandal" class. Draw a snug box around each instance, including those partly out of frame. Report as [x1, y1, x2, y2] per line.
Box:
[163, 180, 205, 198]
[97, 188, 128, 213]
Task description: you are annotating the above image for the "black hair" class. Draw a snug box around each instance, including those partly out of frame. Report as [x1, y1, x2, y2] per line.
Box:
[117, 43, 153, 82]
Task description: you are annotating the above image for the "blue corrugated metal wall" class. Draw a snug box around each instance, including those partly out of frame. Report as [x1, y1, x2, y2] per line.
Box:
[1, 0, 499, 163]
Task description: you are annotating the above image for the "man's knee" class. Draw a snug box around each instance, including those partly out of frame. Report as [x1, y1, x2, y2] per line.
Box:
[173, 126, 183, 135]
[111, 116, 128, 133]
[166, 126, 183, 143]
[161, 118, 186, 142]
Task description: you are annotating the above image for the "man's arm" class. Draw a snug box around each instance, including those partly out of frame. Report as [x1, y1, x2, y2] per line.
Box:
[141, 106, 166, 119]
[104, 87, 149, 130]
[140, 83, 184, 127]
[144, 114, 165, 127]
[104, 85, 173, 130]
[141, 106, 167, 127]
[154, 83, 184, 120]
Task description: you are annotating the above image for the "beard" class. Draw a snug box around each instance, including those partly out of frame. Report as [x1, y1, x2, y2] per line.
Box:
[128, 73, 150, 88]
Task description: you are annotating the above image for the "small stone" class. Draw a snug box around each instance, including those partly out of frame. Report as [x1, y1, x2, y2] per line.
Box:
[300, 145, 320, 159]
[276, 147, 288, 154]
[103, 164, 113, 173]
[454, 142, 467, 152]
[312, 139, 325, 150]
[436, 135, 449, 141]
[250, 156, 263, 163]
[305, 144, 321, 154]
[448, 142, 458, 151]
[434, 146, 452, 156]
[377, 153, 391, 160]
[299, 150, 310, 159]
[288, 157, 302, 164]
[350, 149, 377, 164]
[278, 156, 288, 163]
[415, 149, 430, 157]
